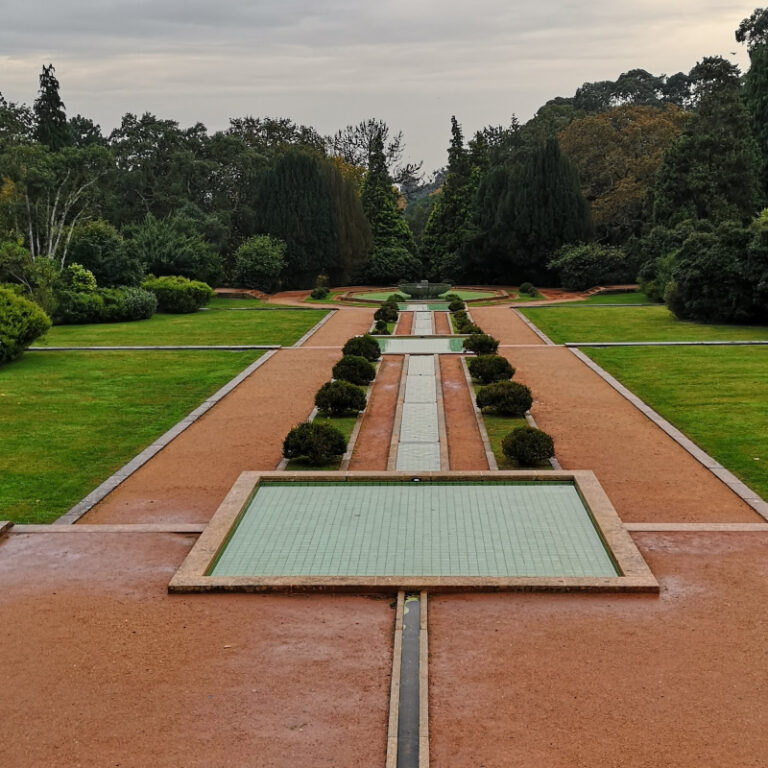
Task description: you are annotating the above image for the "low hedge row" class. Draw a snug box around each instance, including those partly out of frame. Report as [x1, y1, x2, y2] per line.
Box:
[54, 287, 157, 325]
[0, 287, 51, 364]
[142, 275, 213, 313]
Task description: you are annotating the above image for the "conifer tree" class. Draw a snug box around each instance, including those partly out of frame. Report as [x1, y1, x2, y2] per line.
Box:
[653, 57, 763, 226]
[33, 65, 72, 151]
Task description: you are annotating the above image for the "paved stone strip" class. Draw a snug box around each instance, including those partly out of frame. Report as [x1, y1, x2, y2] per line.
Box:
[292, 309, 336, 347]
[10, 523, 207, 534]
[567, 340, 768, 348]
[625, 522, 768, 532]
[511, 308, 555, 345]
[30, 345, 281, 351]
[570, 347, 768, 520]
[412, 311, 433, 336]
[54, 349, 279, 525]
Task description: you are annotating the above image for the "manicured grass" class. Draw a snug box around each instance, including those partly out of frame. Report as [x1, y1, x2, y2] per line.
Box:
[482, 413, 530, 469]
[580, 291, 651, 304]
[285, 415, 359, 471]
[305, 291, 346, 304]
[207, 296, 266, 308]
[0, 350, 262, 524]
[38, 309, 327, 347]
[354, 288, 497, 302]
[521, 305, 768, 343]
[444, 289, 497, 300]
[586, 346, 768, 499]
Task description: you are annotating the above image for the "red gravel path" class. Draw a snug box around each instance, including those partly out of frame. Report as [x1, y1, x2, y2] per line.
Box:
[506, 346, 758, 523]
[301, 307, 374, 346]
[0, 531, 392, 768]
[82, 348, 341, 524]
[440, 356, 489, 470]
[429, 532, 768, 767]
[395, 312, 413, 335]
[470, 306, 545, 345]
[433, 312, 451, 335]
[348, 356, 404, 470]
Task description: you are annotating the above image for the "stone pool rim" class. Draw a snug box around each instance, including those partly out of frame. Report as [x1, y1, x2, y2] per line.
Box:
[168, 470, 659, 594]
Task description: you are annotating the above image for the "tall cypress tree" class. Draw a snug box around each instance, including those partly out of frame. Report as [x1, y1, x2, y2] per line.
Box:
[421, 116, 474, 278]
[653, 57, 763, 226]
[33, 64, 72, 151]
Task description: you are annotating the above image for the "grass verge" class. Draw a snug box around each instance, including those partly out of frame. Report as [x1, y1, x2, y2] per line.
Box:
[38, 309, 327, 347]
[586, 345, 768, 499]
[521, 305, 768, 343]
[0, 350, 262, 523]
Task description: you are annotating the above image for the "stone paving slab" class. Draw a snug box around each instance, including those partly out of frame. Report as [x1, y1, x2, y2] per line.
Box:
[395, 443, 442, 472]
[407, 356, 435, 376]
[413, 312, 434, 335]
[400, 403, 440, 443]
[378, 338, 464, 354]
[404, 376, 437, 404]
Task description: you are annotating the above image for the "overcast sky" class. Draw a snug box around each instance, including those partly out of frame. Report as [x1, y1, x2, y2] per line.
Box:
[0, 1, 755, 172]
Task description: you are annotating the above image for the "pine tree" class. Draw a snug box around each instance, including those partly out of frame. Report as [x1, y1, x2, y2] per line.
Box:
[33, 65, 72, 151]
[653, 57, 763, 226]
[740, 8, 768, 198]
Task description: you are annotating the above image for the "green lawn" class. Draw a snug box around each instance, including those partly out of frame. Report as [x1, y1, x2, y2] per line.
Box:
[37, 309, 327, 347]
[285, 414, 359, 471]
[354, 289, 497, 302]
[521, 305, 768, 343]
[207, 296, 266, 308]
[586, 346, 768, 499]
[579, 291, 652, 304]
[305, 291, 347, 304]
[0, 350, 262, 523]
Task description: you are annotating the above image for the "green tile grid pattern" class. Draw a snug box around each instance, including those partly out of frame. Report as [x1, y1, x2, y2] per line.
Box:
[377, 337, 464, 354]
[210, 482, 618, 578]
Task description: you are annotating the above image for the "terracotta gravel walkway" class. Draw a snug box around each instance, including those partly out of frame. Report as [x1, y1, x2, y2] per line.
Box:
[348, 356, 404, 471]
[505, 346, 758, 523]
[300, 307, 373, 346]
[0, 531, 392, 768]
[395, 312, 413, 335]
[429, 531, 768, 768]
[440, 356, 489, 470]
[470, 306, 545, 345]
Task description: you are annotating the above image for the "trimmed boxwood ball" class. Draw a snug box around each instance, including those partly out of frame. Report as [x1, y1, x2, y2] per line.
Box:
[342, 333, 381, 362]
[310, 286, 330, 299]
[283, 421, 347, 465]
[476, 381, 532, 416]
[519, 282, 536, 296]
[453, 309, 468, 323]
[332, 355, 376, 386]
[502, 426, 554, 467]
[448, 299, 466, 312]
[0, 286, 51, 364]
[467, 355, 514, 385]
[142, 275, 213, 313]
[315, 380, 367, 416]
[463, 333, 499, 355]
[374, 319, 390, 335]
[374, 304, 398, 323]
[458, 321, 483, 335]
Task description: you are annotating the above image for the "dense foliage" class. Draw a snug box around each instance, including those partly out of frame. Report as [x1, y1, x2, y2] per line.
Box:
[233, 235, 286, 292]
[142, 275, 213, 313]
[0, 286, 51, 362]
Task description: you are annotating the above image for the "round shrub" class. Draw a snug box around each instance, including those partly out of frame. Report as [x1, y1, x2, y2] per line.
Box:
[519, 282, 536, 296]
[443, 292, 461, 302]
[457, 321, 483, 335]
[448, 299, 466, 312]
[54, 290, 104, 324]
[374, 304, 398, 323]
[315, 380, 367, 416]
[310, 286, 330, 299]
[142, 275, 213, 313]
[463, 333, 499, 355]
[476, 381, 532, 416]
[342, 334, 381, 362]
[0, 286, 51, 364]
[453, 309, 468, 323]
[332, 355, 376, 386]
[100, 287, 157, 322]
[283, 421, 347, 465]
[374, 320, 390, 335]
[502, 426, 554, 467]
[467, 355, 514, 385]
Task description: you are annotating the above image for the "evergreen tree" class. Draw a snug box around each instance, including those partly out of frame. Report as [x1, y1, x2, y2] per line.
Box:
[740, 9, 768, 197]
[653, 57, 763, 226]
[421, 116, 474, 279]
[33, 65, 72, 151]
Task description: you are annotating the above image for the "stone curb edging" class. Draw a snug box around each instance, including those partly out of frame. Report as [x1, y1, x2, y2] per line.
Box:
[434, 355, 450, 471]
[54, 349, 280, 525]
[460, 358, 497, 471]
[569, 347, 768, 521]
[30, 345, 281, 351]
[385, 591, 405, 768]
[626, 522, 768, 532]
[292, 309, 338, 347]
[511, 308, 556, 345]
[11, 523, 207, 534]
